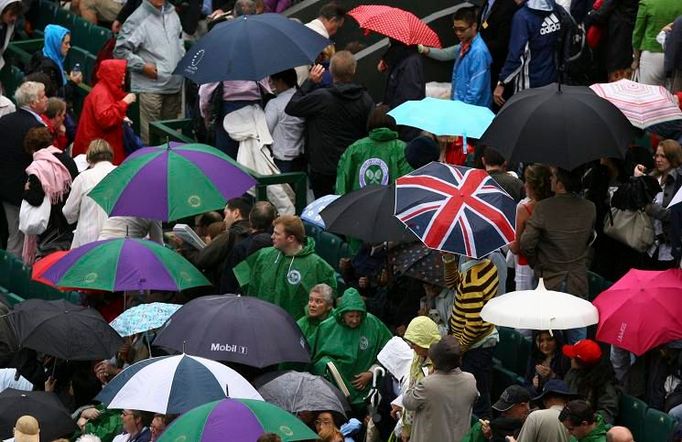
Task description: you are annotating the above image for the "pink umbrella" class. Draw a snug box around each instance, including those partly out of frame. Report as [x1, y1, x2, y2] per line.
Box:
[589, 79, 682, 129]
[593, 269, 682, 355]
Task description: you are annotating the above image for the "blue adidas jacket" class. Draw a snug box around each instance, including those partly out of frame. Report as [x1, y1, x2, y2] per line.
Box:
[498, 5, 560, 89]
[452, 33, 493, 108]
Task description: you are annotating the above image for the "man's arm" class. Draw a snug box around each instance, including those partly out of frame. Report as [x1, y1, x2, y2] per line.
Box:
[284, 80, 326, 117]
[402, 377, 429, 411]
[464, 49, 492, 105]
[113, 17, 146, 73]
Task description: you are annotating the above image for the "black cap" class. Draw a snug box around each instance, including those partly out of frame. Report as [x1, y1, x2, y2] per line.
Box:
[492, 385, 531, 412]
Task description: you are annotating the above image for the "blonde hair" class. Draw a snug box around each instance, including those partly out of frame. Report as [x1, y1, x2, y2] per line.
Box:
[330, 50, 356, 83]
[86, 139, 114, 164]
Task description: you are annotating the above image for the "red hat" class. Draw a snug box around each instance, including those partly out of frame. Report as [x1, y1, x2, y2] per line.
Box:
[562, 339, 602, 366]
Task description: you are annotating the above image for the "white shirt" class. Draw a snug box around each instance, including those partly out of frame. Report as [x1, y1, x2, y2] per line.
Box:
[63, 161, 117, 249]
[0, 369, 33, 393]
[264, 87, 305, 161]
[98, 216, 163, 244]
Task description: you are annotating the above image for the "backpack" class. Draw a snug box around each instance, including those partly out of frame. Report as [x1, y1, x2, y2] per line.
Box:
[554, 5, 593, 86]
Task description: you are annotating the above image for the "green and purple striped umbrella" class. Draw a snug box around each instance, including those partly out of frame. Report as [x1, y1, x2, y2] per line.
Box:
[158, 398, 319, 442]
[41, 238, 210, 292]
[88, 143, 257, 221]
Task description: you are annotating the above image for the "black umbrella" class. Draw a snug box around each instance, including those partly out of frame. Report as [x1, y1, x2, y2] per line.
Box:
[11, 299, 123, 361]
[389, 242, 445, 287]
[153, 295, 311, 368]
[480, 83, 634, 170]
[319, 184, 417, 244]
[0, 389, 77, 442]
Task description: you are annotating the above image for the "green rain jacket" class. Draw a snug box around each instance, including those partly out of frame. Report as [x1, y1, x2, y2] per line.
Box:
[571, 413, 610, 442]
[297, 307, 334, 346]
[233, 237, 337, 320]
[335, 127, 412, 195]
[311, 288, 393, 407]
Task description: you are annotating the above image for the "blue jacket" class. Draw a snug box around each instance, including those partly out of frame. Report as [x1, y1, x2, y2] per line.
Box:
[452, 33, 493, 108]
[499, 5, 560, 90]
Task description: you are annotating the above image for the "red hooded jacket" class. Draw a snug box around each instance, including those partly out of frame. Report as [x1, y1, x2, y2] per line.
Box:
[73, 59, 129, 164]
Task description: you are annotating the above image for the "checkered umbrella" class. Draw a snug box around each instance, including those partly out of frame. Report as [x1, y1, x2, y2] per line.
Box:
[589, 79, 682, 129]
[348, 5, 442, 48]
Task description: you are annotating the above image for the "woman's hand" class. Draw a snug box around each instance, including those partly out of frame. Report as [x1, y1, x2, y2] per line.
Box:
[69, 70, 83, 84]
[351, 371, 373, 390]
[634, 164, 647, 177]
[123, 93, 136, 105]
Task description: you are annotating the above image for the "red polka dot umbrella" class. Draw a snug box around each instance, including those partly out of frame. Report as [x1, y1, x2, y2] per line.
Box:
[348, 5, 442, 48]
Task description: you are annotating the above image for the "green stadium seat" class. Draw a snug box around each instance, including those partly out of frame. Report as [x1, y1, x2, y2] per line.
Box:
[494, 327, 532, 376]
[7, 256, 30, 299]
[642, 408, 677, 442]
[70, 16, 92, 52]
[87, 25, 113, 55]
[316, 231, 349, 272]
[303, 220, 322, 243]
[588, 271, 612, 302]
[65, 47, 97, 84]
[55, 7, 77, 30]
[35, 0, 59, 30]
[4, 292, 25, 306]
[616, 394, 647, 442]
[0, 65, 25, 102]
[0, 249, 11, 292]
[492, 364, 525, 402]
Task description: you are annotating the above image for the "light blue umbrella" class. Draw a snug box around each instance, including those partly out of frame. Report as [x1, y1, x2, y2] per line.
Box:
[301, 194, 340, 228]
[388, 97, 495, 138]
[110, 302, 181, 337]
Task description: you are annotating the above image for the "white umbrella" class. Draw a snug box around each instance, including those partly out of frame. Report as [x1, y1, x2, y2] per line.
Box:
[481, 279, 599, 331]
[669, 186, 682, 208]
[95, 354, 262, 414]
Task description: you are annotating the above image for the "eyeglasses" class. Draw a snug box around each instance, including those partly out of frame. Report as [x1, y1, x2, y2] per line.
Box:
[452, 25, 472, 33]
[314, 419, 334, 426]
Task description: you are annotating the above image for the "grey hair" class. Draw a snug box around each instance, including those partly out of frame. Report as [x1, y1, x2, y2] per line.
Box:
[75, 435, 102, 442]
[310, 283, 333, 306]
[233, 0, 255, 16]
[14, 81, 44, 108]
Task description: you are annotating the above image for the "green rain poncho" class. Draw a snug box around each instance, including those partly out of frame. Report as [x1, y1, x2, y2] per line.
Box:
[311, 288, 393, 407]
[297, 307, 334, 346]
[234, 237, 337, 320]
[335, 127, 412, 195]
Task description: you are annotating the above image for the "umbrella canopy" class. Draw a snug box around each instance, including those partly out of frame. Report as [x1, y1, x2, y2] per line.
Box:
[88, 143, 256, 222]
[154, 295, 310, 368]
[319, 184, 416, 244]
[158, 398, 319, 442]
[388, 242, 445, 287]
[301, 194, 340, 229]
[669, 185, 682, 208]
[11, 299, 123, 361]
[481, 279, 599, 331]
[110, 302, 182, 337]
[348, 5, 441, 48]
[96, 354, 262, 414]
[174, 13, 330, 84]
[589, 79, 682, 129]
[388, 97, 495, 138]
[40, 238, 210, 292]
[593, 269, 682, 356]
[254, 370, 349, 419]
[31, 250, 69, 288]
[394, 163, 516, 258]
[479, 83, 634, 170]
[0, 389, 77, 442]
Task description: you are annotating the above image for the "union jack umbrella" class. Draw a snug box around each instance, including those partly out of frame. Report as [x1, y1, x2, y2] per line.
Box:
[394, 162, 516, 259]
[348, 5, 442, 48]
[589, 79, 682, 129]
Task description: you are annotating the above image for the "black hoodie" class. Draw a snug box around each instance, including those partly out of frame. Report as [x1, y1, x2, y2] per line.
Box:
[286, 80, 374, 176]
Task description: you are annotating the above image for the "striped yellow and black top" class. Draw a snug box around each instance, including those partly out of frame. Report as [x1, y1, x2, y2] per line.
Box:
[445, 258, 498, 352]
